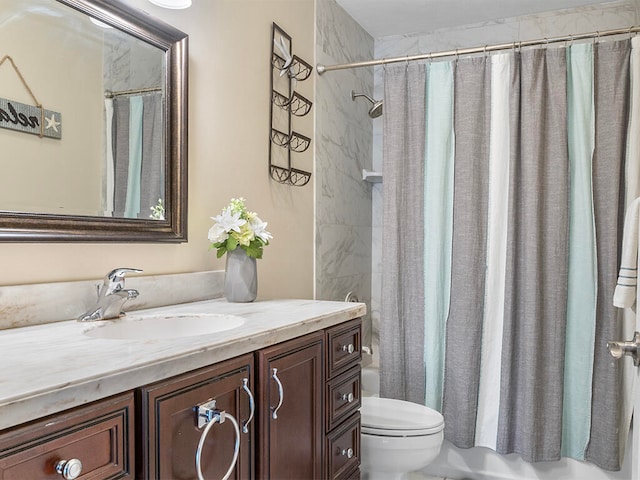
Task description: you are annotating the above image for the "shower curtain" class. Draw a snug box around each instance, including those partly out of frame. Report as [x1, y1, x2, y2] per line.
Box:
[105, 92, 163, 219]
[380, 38, 638, 471]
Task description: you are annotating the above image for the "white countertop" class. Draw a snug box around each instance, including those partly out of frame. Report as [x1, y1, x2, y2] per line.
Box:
[0, 298, 365, 431]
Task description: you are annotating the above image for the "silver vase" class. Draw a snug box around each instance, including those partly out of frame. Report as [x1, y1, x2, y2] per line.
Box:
[224, 248, 257, 302]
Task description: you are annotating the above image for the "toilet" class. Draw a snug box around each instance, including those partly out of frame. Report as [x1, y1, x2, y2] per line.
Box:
[360, 368, 445, 480]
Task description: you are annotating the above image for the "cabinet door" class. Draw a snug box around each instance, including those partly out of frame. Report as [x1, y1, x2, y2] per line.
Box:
[139, 354, 255, 480]
[256, 331, 324, 480]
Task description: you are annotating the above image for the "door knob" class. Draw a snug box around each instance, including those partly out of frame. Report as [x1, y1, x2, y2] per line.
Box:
[607, 331, 640, 366]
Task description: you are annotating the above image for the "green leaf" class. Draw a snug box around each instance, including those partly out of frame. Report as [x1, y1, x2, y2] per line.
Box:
[245, 243, 263, 259]
[227, 236, 238, 251]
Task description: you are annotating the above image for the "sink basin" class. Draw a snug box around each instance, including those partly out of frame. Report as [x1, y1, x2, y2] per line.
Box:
[84, 313, 245, 340]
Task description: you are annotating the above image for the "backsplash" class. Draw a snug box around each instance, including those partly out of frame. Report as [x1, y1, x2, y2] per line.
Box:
[0, 270, 224, 330]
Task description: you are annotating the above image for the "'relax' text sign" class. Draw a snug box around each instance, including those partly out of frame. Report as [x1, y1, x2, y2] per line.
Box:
[0, 97, 61, 139]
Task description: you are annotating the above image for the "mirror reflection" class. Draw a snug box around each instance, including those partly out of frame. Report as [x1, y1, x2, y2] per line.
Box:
[0, 0, 166, 220]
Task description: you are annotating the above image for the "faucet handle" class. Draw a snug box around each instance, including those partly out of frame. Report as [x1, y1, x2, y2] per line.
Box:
[105, 268, 143, 290]
[108, 267, 143, 278]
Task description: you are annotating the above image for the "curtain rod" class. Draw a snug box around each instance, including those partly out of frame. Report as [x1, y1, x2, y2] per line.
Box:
[316, 25, 639, 74]
[104, 86, 162, 98]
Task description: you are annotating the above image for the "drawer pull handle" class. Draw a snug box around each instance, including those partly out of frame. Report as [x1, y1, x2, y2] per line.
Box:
[341, 343, 355, 354]
[241, 378, 255, 434]
[271, 368, 284, 420]
[341, 447, 354, 459]
[341, 392, 355, 403]
[55, 459, 83, 480]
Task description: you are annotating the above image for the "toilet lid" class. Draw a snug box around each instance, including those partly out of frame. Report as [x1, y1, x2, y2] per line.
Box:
[360, 397, 444, 436]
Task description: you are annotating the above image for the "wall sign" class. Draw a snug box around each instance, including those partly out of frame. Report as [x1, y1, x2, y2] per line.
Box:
[0, 97, 61, 139]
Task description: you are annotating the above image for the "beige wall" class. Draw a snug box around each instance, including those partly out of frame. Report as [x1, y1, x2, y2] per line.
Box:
[0, 5, 103, 215]
[0, 0, 315, 301]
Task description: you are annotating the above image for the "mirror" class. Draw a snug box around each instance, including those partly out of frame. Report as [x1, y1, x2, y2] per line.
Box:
[0, 0, 188, 241]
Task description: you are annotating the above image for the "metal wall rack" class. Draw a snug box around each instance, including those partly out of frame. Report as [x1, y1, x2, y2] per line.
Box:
[269, 23, 313, 187]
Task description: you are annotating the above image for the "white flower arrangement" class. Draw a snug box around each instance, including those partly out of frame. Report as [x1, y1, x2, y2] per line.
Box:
[208, 198, 272, 259]
[149, 198, 165, 220]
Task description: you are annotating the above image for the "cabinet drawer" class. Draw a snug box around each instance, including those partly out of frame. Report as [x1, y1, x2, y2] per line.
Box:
[326, 412, 360, 480]
[327, 366, 361, 431]
[0, 392, 134, 480]
[344, 466, 360, 479]
[326, 318, 362, 378]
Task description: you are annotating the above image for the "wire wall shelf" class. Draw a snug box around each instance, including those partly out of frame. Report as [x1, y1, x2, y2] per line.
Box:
[269, 165, 311, 187]
[270, 128, 311, 153]
[269, 22, 313, 187]
[271, 90, 313, 117]
[272, 53, 313, 82]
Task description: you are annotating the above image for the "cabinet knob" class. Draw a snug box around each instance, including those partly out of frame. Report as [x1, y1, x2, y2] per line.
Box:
[55, 459, 83, 480]
[341, 447, 354, 459]
[341, 392, 355, 403]
[341, 343, 355, 354]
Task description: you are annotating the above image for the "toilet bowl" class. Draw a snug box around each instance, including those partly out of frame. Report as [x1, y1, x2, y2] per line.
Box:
[360, 371, 444, 480]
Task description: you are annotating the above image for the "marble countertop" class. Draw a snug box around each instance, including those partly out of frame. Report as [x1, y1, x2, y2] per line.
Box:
[0, 298, 365, 431]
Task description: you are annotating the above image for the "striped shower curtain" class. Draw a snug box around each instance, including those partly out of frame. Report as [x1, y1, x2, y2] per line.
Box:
[105, 92, 163, 219]
[380, 37, 639, 471]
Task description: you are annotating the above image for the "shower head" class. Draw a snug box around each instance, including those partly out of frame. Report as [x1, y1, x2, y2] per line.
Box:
[351, 90, 383, 118]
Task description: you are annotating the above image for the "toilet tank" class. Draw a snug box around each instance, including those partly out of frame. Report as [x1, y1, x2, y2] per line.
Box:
[361, 366, 380, 397]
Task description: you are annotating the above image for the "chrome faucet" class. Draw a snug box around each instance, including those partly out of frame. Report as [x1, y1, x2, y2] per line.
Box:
[78, 268, 143, 322]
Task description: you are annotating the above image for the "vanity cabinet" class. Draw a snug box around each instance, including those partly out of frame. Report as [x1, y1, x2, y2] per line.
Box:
[0, 317, 362, 480]
[0, 392, 134, 480]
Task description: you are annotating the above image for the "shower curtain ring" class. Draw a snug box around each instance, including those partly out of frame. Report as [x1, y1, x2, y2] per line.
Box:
[405, 55, 409, 70]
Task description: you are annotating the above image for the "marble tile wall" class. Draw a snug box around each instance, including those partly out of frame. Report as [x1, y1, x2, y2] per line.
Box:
[369, 0, 639, 367]
[315, 0, 375, 353]
[103, 30, 163, 92]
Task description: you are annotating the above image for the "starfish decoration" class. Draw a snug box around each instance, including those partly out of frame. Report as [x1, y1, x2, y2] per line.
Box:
[45, 113, 60, 133]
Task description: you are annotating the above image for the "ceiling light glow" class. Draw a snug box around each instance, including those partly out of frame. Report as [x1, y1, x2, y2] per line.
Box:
[148, 0, 192, 9]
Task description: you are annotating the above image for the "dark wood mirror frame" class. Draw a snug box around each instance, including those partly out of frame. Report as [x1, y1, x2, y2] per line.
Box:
[0, 0, 188, 242]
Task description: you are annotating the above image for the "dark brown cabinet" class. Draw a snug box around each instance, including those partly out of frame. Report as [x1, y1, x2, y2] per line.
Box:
[0, 392, 134, 480]
[256, 331, 325, 479]
[325, 318, 362, 480]
[138, 354, 254, 480]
